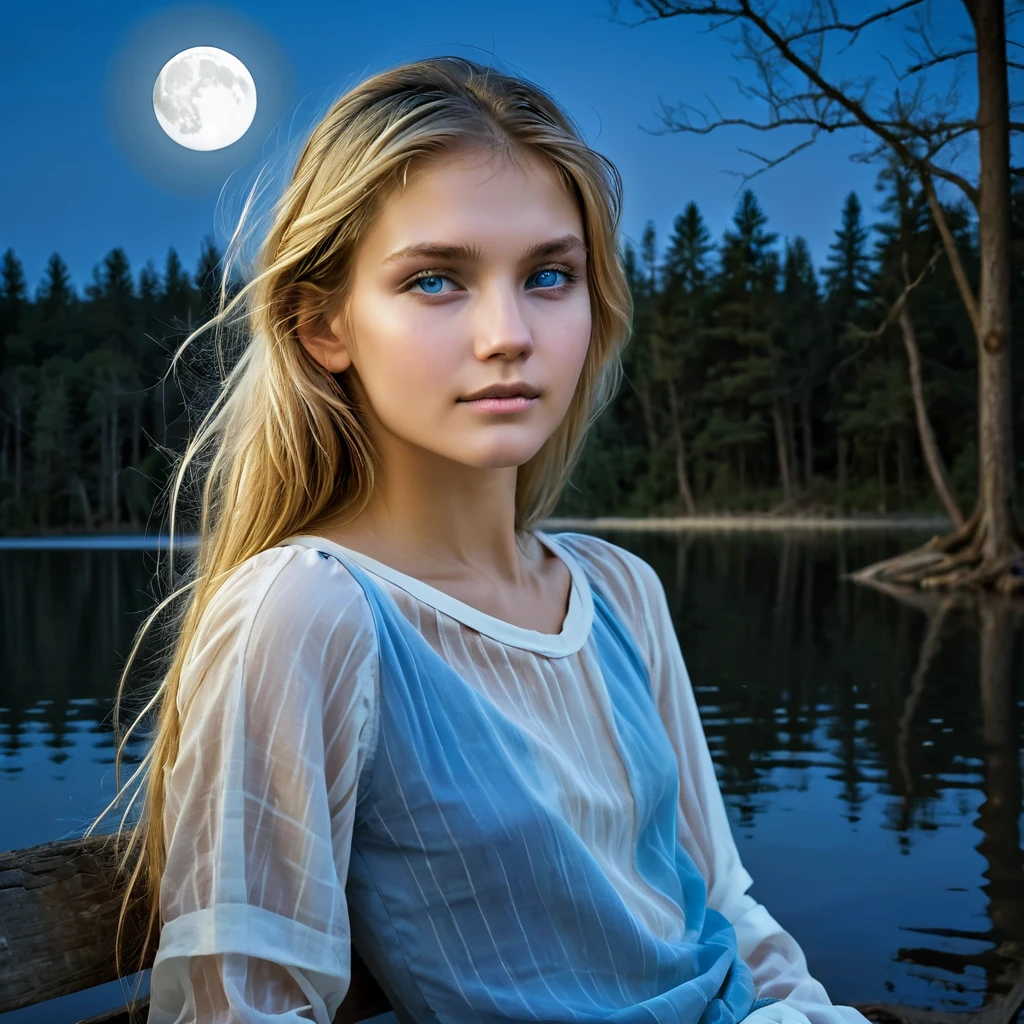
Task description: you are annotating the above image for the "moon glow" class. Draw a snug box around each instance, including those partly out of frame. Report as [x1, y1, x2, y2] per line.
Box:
[153, 46, 257, 151]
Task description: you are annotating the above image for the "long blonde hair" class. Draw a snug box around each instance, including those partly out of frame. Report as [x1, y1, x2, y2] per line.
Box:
[85, 54, 633, 1006]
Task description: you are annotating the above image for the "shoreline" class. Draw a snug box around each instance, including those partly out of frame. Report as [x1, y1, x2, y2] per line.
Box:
[0, 514, 951, 548]
[541, 514, 949, 531]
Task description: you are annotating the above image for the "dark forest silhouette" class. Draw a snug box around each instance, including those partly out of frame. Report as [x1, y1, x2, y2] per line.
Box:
[0, 169, 1022, 538]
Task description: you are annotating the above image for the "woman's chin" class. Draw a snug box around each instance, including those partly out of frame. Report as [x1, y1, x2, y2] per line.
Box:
[458, 440, 548, 471]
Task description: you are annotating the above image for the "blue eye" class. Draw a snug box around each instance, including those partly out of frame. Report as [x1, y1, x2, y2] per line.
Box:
[533, 269, 561, 288]
[407, 266, 577, 296]
[413, 275, 448, 295]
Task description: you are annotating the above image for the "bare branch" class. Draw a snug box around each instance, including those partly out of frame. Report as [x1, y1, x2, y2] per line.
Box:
[646, 109, 860, 134]
[651, 86, 981, 155]
[627, 2, 984, 205]
[608, 0, 741, 28]
[903, 47, 974, 75]
[920, 120, 981, 160]
[901, 6, 977, 81]
[720, 135, 821, 183]
[846, 248, 943, 342]
[732, 0, 981, 205]
[779, 0, 930, 46]
[921, 172, 980, 336]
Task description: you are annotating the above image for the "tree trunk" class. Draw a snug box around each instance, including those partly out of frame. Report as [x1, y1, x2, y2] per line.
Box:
[14, 390, 22, 503]
[665, 377, 697, 514]
[785, 398, 799, 494]
[878, 444, 887, 513]
[897, 300, 964, 526]
[801, 390, 813, 490]
[772, 394, 793, 501]
[73, 473, 94, 530]
[99, 405, 108, 523]
[131, 397, 140, 468]
[635, 376, 658, 456]
[128, 396, 141, 531]
[897, 431, 908, 500]
[973, 0, 1017, 560]
[837, 435, 847, 495]
[109, 381, 118, 530]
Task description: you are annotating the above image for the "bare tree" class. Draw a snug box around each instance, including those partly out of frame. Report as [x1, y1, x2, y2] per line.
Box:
[611, 0, 1023, 595]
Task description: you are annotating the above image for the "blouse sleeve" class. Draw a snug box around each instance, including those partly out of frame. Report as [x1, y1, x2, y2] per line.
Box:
[629, 554, 871, 1024]
[147, 544, 379, 1024]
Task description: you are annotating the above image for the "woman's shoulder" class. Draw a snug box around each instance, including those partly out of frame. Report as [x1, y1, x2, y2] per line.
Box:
[180, 541, 379, 716]
[210, 541, 377, 636]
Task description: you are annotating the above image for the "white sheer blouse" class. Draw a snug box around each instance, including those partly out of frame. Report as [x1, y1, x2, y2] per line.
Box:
[146, 530, 869, 1024]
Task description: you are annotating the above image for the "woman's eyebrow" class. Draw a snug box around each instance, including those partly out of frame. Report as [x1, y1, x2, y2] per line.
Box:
[382, 233, 588, 266]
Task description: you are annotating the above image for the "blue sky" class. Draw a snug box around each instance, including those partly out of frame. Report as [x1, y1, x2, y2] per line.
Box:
[1, 1, 982, 297]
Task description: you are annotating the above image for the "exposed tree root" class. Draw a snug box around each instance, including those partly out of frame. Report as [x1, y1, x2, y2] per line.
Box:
[848, 502, 1024, 596]
[931, 503, 983, 553]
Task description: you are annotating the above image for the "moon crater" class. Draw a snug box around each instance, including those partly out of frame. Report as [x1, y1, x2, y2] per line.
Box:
[153, 46, 257, 151]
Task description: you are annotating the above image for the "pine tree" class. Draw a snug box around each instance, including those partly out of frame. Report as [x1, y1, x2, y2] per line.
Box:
[35, 253, 74, 313]
[662, 201, 714, 294]
[628, 221, 662, 459]
[704, 189, 781, 499]
[719, 189, 778, 300]
[162, 246, 193, 330]
[823, 192, 871, 315]
[138, 260, 161, 305]
[779, 236, 822, 490]
[32, 253, 80, 362]
[657, 201, 715, 512]
[0, 248, 28, 361]
[194, 234, 224, 322]
[822, 191, 873, 498]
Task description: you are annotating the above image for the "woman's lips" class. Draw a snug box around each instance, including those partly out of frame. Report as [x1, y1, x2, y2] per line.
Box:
[459, 396, 538, 412]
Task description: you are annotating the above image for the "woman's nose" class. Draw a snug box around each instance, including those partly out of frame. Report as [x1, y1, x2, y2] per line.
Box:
[472, 283, 534, 357]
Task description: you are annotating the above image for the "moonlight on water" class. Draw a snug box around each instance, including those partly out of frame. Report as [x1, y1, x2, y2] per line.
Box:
[152, 46, 257, 151]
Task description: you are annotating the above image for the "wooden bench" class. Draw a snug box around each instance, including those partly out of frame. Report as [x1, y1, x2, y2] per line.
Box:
[6, 833, 1024, 1024]
[0, 833, 394, 1024]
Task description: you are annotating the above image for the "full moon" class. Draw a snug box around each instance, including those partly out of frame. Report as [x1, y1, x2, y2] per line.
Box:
[152, 46, 257, 151]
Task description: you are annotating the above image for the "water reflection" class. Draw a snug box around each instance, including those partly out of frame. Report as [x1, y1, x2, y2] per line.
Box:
[931, 595, 1023, 1003]
[0, 528, 1022, 1022]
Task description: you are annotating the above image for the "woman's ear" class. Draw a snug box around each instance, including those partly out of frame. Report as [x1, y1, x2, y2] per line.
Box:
[296, 294, 353, 375]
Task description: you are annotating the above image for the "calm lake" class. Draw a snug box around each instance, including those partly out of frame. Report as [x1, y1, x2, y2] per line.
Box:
[1, 526, 1022, 1023]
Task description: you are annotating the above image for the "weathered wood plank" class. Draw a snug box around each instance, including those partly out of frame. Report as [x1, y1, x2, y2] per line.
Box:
[0, 833, 153, 1013]
[6, 836, 1023, 1024]
[0, 834, 391, 1022]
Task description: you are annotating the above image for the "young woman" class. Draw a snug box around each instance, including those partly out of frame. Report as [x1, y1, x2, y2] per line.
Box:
[89, 56, 871, 1024]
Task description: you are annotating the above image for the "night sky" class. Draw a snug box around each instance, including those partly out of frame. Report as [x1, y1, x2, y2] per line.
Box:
[1, 1, 986, 297]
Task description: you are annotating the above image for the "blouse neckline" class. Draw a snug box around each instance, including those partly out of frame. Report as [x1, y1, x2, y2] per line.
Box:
[277, 529, 593, 657]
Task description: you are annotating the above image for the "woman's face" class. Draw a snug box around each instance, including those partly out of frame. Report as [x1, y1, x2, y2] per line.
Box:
[301, 144, 593, 473]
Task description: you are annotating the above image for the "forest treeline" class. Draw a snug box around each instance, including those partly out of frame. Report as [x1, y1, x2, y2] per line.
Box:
[0, 159, 1021, 534]
[572, 159, 1024, 520]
